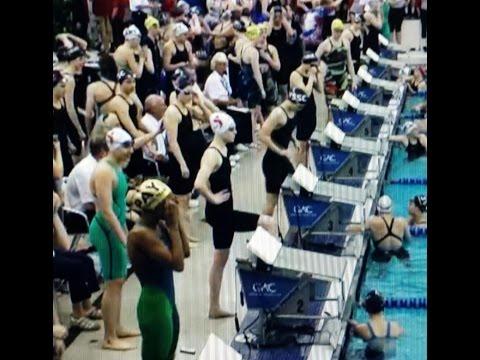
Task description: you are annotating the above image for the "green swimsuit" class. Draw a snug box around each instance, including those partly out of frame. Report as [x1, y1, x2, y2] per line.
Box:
[89, 161, 129, 280]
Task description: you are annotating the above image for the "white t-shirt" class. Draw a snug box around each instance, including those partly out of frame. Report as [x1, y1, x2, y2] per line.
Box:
[130, 0, 149, 11]
[65, 154, 98, 212]
[140, 113, 168, 158]
[204, 71, 232, 102]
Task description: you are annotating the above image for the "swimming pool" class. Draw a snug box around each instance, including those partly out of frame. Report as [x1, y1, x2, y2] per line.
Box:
[345, 95, 427, 359]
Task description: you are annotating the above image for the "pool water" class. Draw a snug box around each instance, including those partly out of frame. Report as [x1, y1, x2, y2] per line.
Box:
[345, 95, 427, 359]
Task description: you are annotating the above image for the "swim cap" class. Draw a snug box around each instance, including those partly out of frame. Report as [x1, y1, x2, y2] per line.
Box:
[233, 20, 247, 32]
[209, 112, 236, 135]
[174, 22, 189, 37]
[331, 19, 344, 31]
[377, 195, 392, 213]
[64, 46, 86, 62]
[288, 87, 309, 105]
[246, 25, 262, 41]
[136, 179, 172, 212]
[302, 52, 318, 64]
[173, 71, 194, 91]
[106, 127, 133, 151]
[412, 195, 427, 213]
[363, 290, 385, 314]
[117, 69, 135, 84]
[403, 121, 417, 135]
[145, 15, 160, 30]
[191, 6, 202, 15]
[123, 25, 141, 40]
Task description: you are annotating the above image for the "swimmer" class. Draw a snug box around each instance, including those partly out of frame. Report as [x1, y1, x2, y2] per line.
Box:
[260, 88, 309, 216]
[347, 195, 411, 265]
[84, 54, 119, 133]
[290, 53, 322, 167]
[89, 127, 139, 351]
[406, 67, 427, 94]
[408, 195, 427, 226]
[389, 121, 427, 161]
[315, 19, 358, 99]
[342, 12, 363, 73]
[349, 290, 403, 359]
[363, 1, 383, 55]
[194, 112, 275, 318]
[128, 179, 189, 360]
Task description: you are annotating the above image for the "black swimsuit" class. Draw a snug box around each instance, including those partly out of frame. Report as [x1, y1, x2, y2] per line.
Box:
[53, 99, 75, 175]
[371, 217, 409, 263]
[348, 29, 362, 73]
[205, 147, 259, 249]
[406, 139, 426, 161]
[294, 70, 317, 141]
[239, 45, 263, 109]
[167, 105, 207, 195]
[363, 22, 380, 55]
[97, 80, 117, 108]
[262, 106, 298, 194]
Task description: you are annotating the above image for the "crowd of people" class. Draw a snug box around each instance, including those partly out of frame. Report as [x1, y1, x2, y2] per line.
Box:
[52, 0, 427, 359]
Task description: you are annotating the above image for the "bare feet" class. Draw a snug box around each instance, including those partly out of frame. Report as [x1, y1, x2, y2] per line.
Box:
[102, 338, 136, 351]
[209, 308, 234, 319]
[116, 327, 141, 338]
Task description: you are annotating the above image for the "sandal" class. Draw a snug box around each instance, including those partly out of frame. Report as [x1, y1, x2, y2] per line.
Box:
[70, 316, 101, 331]
[86, 308, 103, 320]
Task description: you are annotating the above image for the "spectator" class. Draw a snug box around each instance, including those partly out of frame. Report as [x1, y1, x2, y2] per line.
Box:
[53, 70, 75, 175]
[92, 0, 114, 52]
[111, 0, 131, 50]
[388, 0, 407, 44]
[346, 195, 411, 264]
[349, 290, 403, 359]
[53, 192, 102, 332]
[66, 125, 110, 221]
[204, 52, 239, 108]
[139, 94, 170, 167]
[84, 54, 119, 134]
[89, 127, 140, 350]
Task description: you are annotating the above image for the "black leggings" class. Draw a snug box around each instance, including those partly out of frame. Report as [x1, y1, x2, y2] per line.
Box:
[53, 249, 100, 304]
[210, 211, 260, 250]
[420, 9, 427, 38]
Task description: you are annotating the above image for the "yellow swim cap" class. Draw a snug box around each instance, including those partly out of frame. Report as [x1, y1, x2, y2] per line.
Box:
[246, 25, 262, 41]
[135, 179, 172, 212]
[331, 18, 344, 31]
[145, 15, 160, 30]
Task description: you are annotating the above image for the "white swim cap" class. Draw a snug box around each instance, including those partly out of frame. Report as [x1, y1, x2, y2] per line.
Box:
[209, 112, 236, 135]
[123, 25, 141, 41]
[403, 121, 417, 135]
[174, 22, 189, 37]
[377, 195, 392, 213]
[106, 127, 133, 151]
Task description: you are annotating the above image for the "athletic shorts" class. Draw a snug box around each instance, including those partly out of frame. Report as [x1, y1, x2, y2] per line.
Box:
[209, 210, 259, 250]
[389, 7, 405, 32]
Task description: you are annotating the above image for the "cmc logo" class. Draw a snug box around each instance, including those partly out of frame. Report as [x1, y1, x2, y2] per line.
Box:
[252, 282, 277, 294]
[319, 154, 337, 163]
[293, 205, 314, 215]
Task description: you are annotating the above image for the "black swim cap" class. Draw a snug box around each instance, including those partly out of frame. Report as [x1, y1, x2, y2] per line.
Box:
[233, 20, 247, 32]
[363, 290, 385, 314]
[65, 46, 86, 62]
[117, 69, 135, 84]
[302, 52, 318, 65]
[288, 87, 309, 105]
[412, 195, 427, 213]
